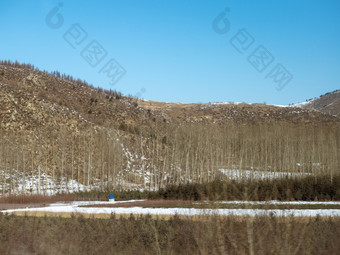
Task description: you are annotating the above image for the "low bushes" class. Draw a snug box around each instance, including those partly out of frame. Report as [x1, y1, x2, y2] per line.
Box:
[0, 213, 339, 254]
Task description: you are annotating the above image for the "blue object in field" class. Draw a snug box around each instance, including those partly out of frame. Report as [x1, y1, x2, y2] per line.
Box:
[110, 193, 114, 199]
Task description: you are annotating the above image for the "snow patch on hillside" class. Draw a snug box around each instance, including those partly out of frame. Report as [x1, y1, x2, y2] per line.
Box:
[219, 169, 312, 180]
[291, 101, 312, 107]
[0, 170, 89, 195]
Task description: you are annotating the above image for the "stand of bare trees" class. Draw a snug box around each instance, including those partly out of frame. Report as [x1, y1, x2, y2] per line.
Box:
[0, 120, 339, 194]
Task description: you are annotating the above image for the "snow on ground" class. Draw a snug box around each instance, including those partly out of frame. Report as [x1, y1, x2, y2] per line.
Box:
[209, 102, 243, 106]
[2, 200, 340, 217]
[0, 170, 90, 195]
[219, 169, 312, 180]
[291, 101, 311, 107]
[196, 201, 340, 205]
[270, 101, 311, 108]
[269, 104, 290, 107]
[0, 168, 150, 195]
[0, 167, 315, 196]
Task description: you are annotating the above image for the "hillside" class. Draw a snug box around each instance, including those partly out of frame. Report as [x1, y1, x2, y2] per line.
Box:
[138, 99, 338, 124]
[0, 63, 160, 134]
[294, 90, 340, 117]
[0, 61, 339, 193]
[1, 62, 338, 135]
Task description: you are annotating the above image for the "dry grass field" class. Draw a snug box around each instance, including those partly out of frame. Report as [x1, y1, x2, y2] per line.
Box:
[0, 212, 339, 254]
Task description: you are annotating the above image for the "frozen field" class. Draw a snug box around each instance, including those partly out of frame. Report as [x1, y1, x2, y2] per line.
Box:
[2, 200, 340, 217]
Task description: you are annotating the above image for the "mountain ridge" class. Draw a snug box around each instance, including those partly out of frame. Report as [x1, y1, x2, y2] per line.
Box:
[292, 90, 340, 117]
[1, 61, 339, 134]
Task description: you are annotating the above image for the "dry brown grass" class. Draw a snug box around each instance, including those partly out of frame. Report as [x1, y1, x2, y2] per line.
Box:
[4, 211, 331, 223]
[3, 211, 228, 221]
[0, 212, 339, 254]
[0, 203, 48, 210]
[0, 194, 76, 204]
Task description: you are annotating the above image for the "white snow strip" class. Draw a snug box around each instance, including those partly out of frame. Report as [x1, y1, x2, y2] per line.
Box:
[2, 200, 340, 217]
[291, 101, 311, 107]
[219, 169, 312, 180]
[196, 201, 340, 205]
[209, 102, 243, 106]
[270, 104, 288, 108]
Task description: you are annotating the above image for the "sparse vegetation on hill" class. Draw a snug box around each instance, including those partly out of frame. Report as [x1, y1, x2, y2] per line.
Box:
[297, 89, 340, 117]
[0, 61, 339, 193]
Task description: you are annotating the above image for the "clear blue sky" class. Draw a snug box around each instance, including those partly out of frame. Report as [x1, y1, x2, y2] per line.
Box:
[0, 0, 339, 105]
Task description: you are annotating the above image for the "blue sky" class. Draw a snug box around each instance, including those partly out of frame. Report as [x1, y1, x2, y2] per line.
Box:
[0, 0, 339, 105]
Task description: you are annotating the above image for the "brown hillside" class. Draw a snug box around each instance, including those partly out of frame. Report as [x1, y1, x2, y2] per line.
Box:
[1, 62, 338, 136]
[298, 90, 340, 117]
[0, 61, 339, 192]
